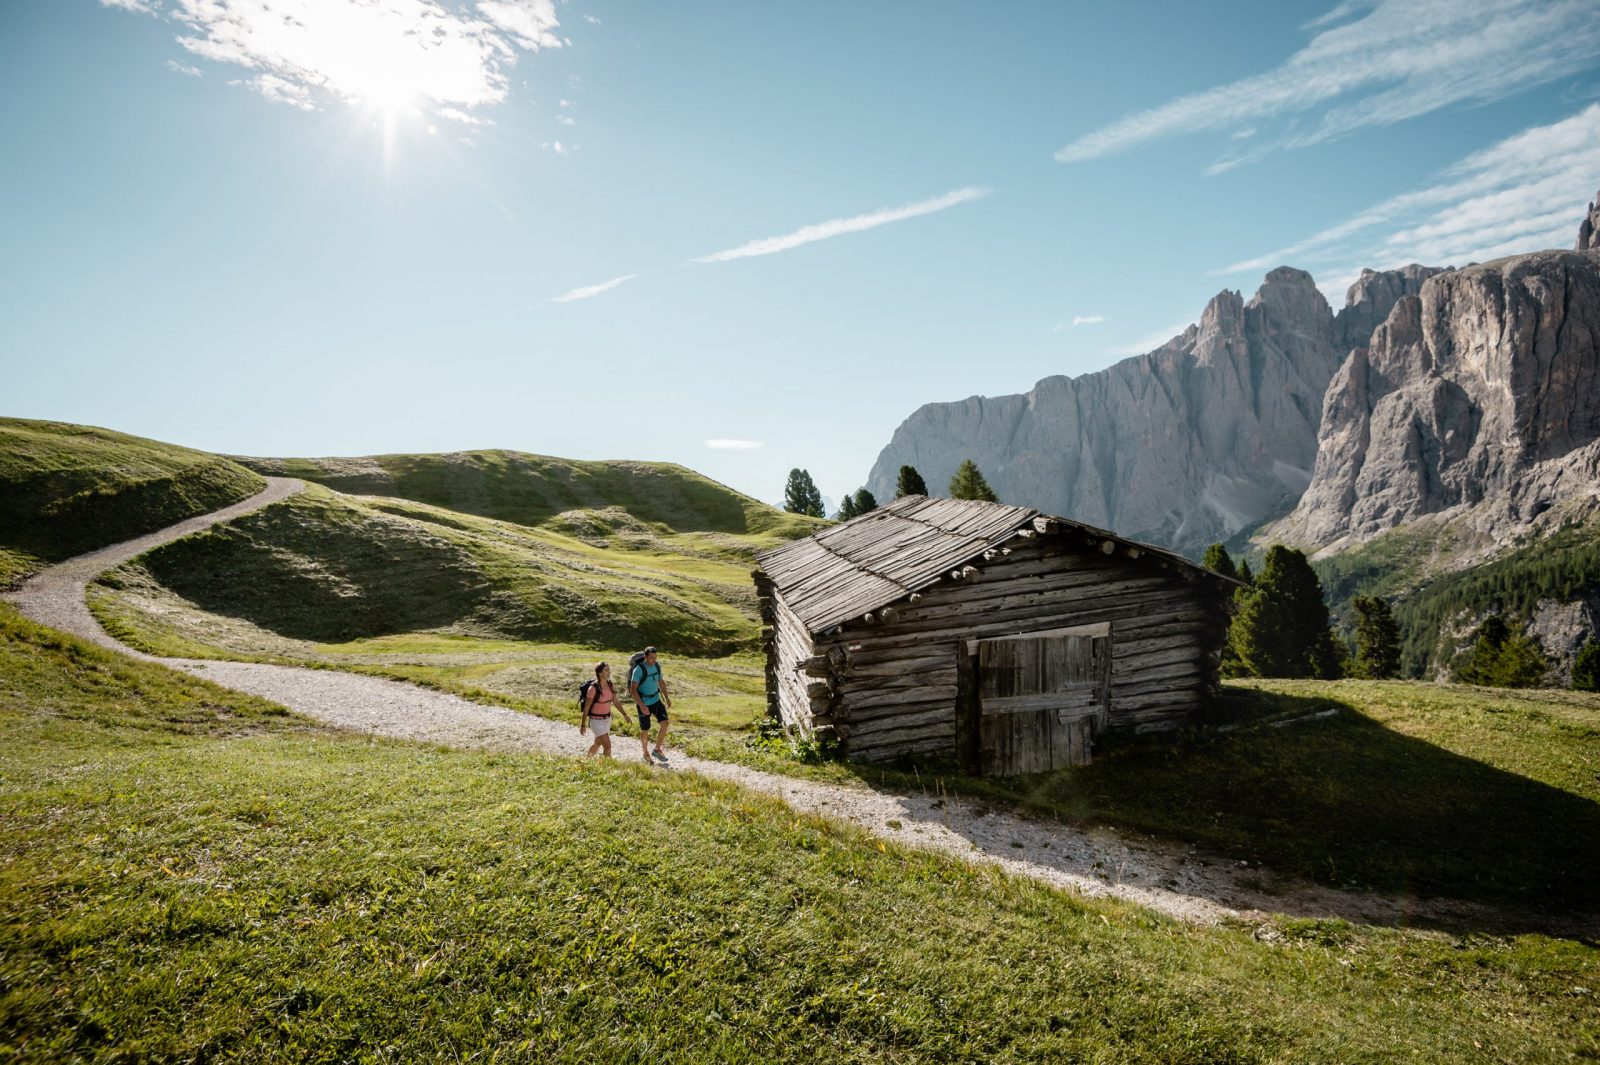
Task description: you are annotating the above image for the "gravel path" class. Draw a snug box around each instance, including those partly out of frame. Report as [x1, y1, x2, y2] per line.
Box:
[4, 479, 1557, 932]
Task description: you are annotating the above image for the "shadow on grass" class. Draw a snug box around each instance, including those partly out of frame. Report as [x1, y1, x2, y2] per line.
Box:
[842, 689, 1600, 937]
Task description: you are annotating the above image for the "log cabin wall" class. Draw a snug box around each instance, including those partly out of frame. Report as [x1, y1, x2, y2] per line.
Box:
[758, 580, 822, 735]
[811, 534, 1228, 764]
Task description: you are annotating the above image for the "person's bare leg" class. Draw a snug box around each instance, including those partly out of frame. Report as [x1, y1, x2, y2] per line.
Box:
[600, 734, 612, 758]
[640, 722, 652, 761]
[653, 718, 670, 755]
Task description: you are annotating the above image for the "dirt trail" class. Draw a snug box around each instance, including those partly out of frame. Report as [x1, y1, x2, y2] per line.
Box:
[4, 479, 1564, 933]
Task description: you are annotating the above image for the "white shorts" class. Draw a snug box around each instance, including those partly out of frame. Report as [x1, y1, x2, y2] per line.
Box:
[587, 715, 612, 737]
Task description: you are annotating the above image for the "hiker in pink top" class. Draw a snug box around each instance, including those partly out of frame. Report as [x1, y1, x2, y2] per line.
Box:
[579, 662, 620, 758]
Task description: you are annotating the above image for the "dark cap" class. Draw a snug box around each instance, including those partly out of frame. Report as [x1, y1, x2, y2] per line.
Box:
[644, 646, 657, 655]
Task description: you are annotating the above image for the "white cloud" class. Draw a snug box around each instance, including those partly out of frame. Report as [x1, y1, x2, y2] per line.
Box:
[475, 0, 561, 49]
[101, 0, 159, 12]
[232, 73, 315, 111]
[166, 59, 203, 77]
[439, 107, 493, 126]
[1107, 322, 1193, 357]
[550, 273, 636, 302]
[1216, 103, 1600, 289]
[106, 0, 562, 119]
[1071, 315, 1105, 326]
[582, 14, 601, 25]
[557, 114, 575, 126]
[692, 186, 990, 264]
[1055, 0, 1600, 171]
[703, 439, 763, 450]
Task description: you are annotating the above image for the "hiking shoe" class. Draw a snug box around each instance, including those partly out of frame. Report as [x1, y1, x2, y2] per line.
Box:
[652, 749, 669, 763]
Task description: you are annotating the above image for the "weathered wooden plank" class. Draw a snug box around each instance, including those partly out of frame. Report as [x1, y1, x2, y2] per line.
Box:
[838, 682, 959, 712]
[840, 705, 956, 738]
[835, 601, 1216, 655]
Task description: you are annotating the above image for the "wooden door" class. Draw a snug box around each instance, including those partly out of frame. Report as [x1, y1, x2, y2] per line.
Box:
[969, 628, 1110, 776]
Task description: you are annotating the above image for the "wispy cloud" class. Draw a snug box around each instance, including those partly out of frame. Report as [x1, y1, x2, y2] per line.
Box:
[439, 107, 493, 127]
[703, 439, 763, 450]
[1216, 102, 1600, 292]
[1107, 322, 1193, 357]
[1071, 315, 1105, 326]
[165, 58, 203, 78]
[1055, 0, 1600, 171]
[101, 0, 561, 119]
[691, 186, 990, 264]
[550, 273, 637, 303]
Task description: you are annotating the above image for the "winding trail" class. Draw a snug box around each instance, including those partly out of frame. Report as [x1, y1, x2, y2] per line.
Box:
[3, 478, 1554, 932]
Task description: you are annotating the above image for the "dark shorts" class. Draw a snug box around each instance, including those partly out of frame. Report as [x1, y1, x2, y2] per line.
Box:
[637, 700, 668, 731]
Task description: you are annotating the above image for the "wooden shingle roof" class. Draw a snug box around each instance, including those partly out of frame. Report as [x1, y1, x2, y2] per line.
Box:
[756, 495, 1231, 634]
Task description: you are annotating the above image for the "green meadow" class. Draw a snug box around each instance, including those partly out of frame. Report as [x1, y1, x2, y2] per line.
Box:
[3, 602, 1597, 1063]
[0, 417, 264, 586]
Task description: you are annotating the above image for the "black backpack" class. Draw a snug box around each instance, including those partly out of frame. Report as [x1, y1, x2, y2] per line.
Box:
[577, 678, 598, 714]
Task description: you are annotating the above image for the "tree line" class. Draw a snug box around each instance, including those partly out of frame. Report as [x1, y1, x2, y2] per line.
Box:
[1204, 542, 1596, 689]
[781, 459, 999, 520]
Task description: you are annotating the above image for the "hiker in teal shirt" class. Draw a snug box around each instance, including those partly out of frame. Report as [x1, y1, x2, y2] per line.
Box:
[630, 646, 672, 764]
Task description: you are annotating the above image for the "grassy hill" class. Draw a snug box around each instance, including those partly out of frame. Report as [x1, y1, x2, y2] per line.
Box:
[236, 449, 824, 557]
[4, 602, 1596, 1062]
[94, 483, 768, 656]
[0, 418, 265, 587]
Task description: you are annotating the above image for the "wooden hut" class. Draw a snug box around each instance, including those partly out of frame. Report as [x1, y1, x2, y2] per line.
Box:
[753, 495, 1241, 775]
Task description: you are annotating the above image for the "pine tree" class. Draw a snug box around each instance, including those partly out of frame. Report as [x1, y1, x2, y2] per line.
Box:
[1574, 637, 1600, 692]
[852, 488, 878, 515]
[836, 493, 859, 521]
[1230, 545, 1343, 679]
[1351, 595, 1402, 679]
[1237, 559, 1254, 584]
[1488, 633, 1548, 688]
[895, 465, 928, 498]
[948, 459, 999, 502]
[1202, 543, 1239, 580]
[1456, 615, 1511, 685]
[783, 469, 824, 518]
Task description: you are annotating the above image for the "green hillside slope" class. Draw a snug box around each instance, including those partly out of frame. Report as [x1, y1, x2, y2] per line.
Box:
[1314, 514, 1600, 677]
[97, 484, 763, 655]
[4, 602, 1595, 1062]
[0, 418, 264, 586]
[237, 450, 824, 555]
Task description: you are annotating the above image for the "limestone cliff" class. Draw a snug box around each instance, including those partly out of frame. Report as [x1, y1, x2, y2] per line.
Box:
[866, 265, 1438, 558]
[1277, 249, 1600, 552]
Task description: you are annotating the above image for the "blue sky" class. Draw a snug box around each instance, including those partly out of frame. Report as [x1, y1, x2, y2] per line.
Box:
[4, 1, 1600, 509]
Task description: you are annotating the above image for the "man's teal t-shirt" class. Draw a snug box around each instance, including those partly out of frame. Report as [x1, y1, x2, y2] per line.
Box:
[631, 662, 662, 699]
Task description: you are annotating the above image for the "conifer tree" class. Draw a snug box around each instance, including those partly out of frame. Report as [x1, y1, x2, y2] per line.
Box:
[836, 493, 859, 521]
[783, 468, 824, 518]
[1202, 543, 1239, 580]
[1458, 615, 1547, 687]
[1351, 595, 1402, 679]
[1237, 559, 1254, 584]
[948, 459, 999, 502]
[1230, 545, 1343, 679]
[895, 465, 928, 498]
[852, 487, 878, 515]
[1573, 637, 1600, 692]
[1456, 615, 1510, 685]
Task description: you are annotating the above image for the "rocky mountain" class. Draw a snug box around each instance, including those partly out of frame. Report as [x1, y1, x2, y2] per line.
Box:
[1274, 249, 1600, 553]
[1578, 190, 1600, 251]
[865, 264, 1439, 558]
